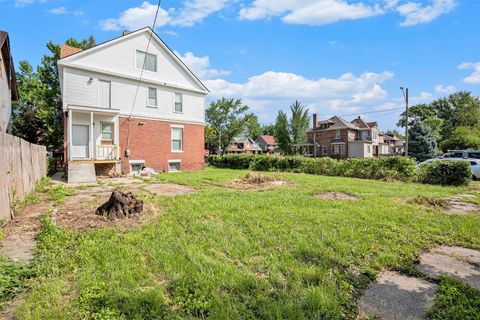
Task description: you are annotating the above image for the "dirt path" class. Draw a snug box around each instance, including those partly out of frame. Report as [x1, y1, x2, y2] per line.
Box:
[358, 246, 480, 319]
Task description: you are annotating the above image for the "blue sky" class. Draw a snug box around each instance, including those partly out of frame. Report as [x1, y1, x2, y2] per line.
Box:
[1, 0, 480, 131]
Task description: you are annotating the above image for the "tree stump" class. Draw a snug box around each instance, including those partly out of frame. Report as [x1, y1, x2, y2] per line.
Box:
[96, 189, 144, 220]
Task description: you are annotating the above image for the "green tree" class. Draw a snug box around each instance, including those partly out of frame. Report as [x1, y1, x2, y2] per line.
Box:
[408, 119, 437, 162]
[289, 100, 309, 144]
[441, 126, 480, 151]
[205, 98, 250, 152]
[243, 114, 262, 140]
[261, 124, 275, 136]
[274, 111, 291, 155]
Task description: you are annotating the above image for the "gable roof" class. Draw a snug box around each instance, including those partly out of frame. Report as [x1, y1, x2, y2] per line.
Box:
[57, 27, 209, 93]
[258, 135, 276, 145]
[0, 30, 19, 101]
[60, 45, 83, 59]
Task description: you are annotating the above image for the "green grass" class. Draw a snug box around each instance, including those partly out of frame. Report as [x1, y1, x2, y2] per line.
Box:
[0, 257, 35, 311]
[13, 168, 480, 319]
[427, 276, 480, 320]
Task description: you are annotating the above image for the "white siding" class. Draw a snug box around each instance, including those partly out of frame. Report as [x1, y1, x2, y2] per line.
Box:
[0, 50, 12, 133]
[64, 32, 202, 92]
[63, 67, 205, 124]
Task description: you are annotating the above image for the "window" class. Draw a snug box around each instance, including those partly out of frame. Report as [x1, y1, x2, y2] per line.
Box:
[171, 127, 183, 151]
[335, 130, 341, 139]
[101, 123, 113, 141]
[168, 161, 181, 172]
[175, 93, 183, 113]
[136, 50, 157, 72]
[148, 87, 157, 107]
[367, 145, 371, 153]
[130, 160, 145, 175]
[322, 146, 327, 155]
[332, 144, 345, 154]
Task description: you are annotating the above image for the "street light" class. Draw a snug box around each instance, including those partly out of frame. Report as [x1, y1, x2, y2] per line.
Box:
[400, 87, 409, 157]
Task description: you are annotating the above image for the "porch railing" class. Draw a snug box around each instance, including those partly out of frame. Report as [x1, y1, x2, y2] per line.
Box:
[95, 145, 119, 160]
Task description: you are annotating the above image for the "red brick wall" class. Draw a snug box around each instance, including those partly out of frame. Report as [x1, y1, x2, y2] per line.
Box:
[119, 117, 205, 173]
[308, 128, 354, 158]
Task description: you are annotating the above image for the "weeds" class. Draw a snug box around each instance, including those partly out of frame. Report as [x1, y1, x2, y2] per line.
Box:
[0, 257, 35, 311]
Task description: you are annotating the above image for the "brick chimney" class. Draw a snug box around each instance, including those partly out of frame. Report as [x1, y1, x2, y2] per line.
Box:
[123, 30, 130, 36]
[313, 113, 317, 128]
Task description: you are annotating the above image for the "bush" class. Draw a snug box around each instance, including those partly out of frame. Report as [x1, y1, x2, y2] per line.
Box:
[206, 154, 417, 181]
[418, 160, 471, 186]
[47, 156, 57, 176]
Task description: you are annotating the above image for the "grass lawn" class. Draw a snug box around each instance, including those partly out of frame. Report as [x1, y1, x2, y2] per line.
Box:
[13, 168, 480, 319]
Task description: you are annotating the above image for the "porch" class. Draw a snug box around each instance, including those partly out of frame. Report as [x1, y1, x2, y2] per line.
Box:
[67, 106, 121, 163]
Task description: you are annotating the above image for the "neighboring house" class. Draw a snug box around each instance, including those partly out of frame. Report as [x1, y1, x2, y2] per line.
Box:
[226, 137, 262, 154]
[294, 114, 390, 158]
[0, 31, 19, 134]
[256, 135, 277, 154]
[383, 134, 405, 155]
[58, 28, 209, 182]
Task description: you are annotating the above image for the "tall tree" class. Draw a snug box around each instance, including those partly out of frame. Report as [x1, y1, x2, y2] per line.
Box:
[441, 126, 480, 151]
[244, 114, 262, 140]
[408, 119, 437, 162]
[12, 36, 96, 150]
[289, 100, 309, 144]
[261, 124, 275, 136]
[274, 111, 291, 155]
[205, 98, 250, 152]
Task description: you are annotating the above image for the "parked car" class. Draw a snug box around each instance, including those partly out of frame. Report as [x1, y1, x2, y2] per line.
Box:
[440, 150, 480, 159]
[418, 158, 480, 180]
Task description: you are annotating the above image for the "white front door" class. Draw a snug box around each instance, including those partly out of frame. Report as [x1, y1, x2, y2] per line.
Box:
[71, 125, 89, 159]
[98, 80, 111, 108]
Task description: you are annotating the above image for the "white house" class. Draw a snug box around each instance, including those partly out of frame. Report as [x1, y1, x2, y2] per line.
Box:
[58, 28, 209, 182]
[0, 31, 19, 133]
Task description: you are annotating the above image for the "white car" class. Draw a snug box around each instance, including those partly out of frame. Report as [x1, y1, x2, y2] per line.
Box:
[418, 158, 480, 180]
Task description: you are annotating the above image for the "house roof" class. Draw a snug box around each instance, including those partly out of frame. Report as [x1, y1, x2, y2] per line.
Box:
[60, 45, 83, 59]
[57, 27, 209, 93]
[0, 30, 19, 101]
[310, 115, 383, 133]
[259, 135, 276, 145]
[229, 137, 262, 151]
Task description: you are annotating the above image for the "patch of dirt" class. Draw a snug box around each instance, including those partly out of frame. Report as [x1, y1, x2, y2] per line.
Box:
[357, 271, 437, 320]
[142, 183, 197, 196]
[0, 202, 50, 261]
[408, 194, 479, 215]
[228, 172, 290, 191]
[418, 250, 480, 290]
[315, 192, 358, 201]
[410, 195, 449, 208]
[98, 177, 143, 186]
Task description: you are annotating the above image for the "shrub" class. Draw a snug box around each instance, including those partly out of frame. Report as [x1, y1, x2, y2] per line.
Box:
[206, 154, 417, 181]
[47, 156, 57, 176]
[418, 160, 471, 186]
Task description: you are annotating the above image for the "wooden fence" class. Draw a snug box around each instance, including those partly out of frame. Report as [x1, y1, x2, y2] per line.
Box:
[0, 132, 47, 221]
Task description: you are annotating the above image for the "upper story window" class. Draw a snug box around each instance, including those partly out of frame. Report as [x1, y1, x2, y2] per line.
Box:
[101, 123, 113, 141]
[136, 50, 157, 72]
[335, 130, 341, 139]
[174, 93, 183, 113]
[148, 87, 157, 107]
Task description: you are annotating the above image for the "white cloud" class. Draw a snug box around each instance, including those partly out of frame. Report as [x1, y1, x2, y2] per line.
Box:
[171, 0, 231, 26]
[163, 30, 178, 36]
[49, 6, 67, 14]
[396, 0, 456, 26]
[458, 62, 480, 85]
[99, 1, 171, 31]
[204, 70, 394, 116]
[176, 51, 230, 80]
[15, 0, 47, 7]
[434, 84, 456, 94]
[100, 0, 232, 31]
[239, 0, 383, 25]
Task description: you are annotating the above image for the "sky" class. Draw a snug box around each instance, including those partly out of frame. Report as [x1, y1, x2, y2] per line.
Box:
[1, 0, 480, 131]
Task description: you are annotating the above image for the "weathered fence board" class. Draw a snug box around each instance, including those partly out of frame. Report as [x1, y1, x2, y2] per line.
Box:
[0, 132, 47, 221]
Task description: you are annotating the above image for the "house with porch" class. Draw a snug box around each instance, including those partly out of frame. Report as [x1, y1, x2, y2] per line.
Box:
[293, 114, 390, 158]
[226, 137, 262, 154]
[58, 28, 209, 183]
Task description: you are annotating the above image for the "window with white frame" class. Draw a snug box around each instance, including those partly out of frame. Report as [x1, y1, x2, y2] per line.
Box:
[335, 130, 341, 139]
[168, 161, 181, 172]
[148, 87, 157, 107]
[367, 145, 371, 153]
[101, 123, 113, 141]
[332, 144, 345, 154]
[171, 127, 183, 151]
[174, 93, 183, 113]
[136, 50, 157, 72]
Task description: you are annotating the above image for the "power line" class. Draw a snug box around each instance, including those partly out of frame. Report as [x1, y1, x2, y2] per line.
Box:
[126, 0, 162, 152]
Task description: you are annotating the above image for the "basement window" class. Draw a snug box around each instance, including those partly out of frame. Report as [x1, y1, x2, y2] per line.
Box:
[129, 160, 145, 175]
[168, 161, 181, 172]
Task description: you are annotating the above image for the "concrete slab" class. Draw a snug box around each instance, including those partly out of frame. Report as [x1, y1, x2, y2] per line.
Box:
[358, 271, 437, 320]
[433, 246, 480, 266]
[418, 252, 480, 290]
[67, 163, 96, 184]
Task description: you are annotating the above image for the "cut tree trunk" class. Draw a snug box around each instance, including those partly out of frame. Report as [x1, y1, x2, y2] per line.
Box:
[96, 189, 144, 220]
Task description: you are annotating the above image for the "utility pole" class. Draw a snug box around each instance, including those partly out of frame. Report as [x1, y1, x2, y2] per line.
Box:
[400, 87, 409, 157]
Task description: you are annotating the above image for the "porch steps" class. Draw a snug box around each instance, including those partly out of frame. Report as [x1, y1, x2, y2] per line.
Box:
[68, 163, 96, 184]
